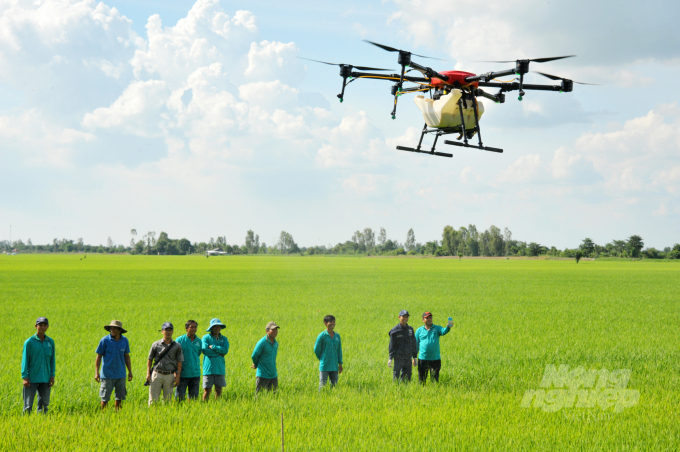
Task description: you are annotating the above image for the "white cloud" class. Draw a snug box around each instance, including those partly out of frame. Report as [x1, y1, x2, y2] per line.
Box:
[82, 80, 169, 136]
[389, 0, 680, 67]
[130, 2, 258, 84]
[342, 173, 388, 197]
[315, 111, 386, 168]
[245, 40, 304, 86]
[0, 109, 95, 167]
[497, 154, 544, 183]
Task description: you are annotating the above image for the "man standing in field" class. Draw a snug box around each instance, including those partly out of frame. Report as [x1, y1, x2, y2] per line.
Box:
[388, 310, 418, 382]
[146, 322, 183, 406]
[21, 317, 55, 414]
[176, 320, 202, 401]
[202, 318, 229, 401]
[415, 312, 452, 384]
[95, 320, 133, 411]
[251, 322, 280, 395]
[314, 315, 343, 389]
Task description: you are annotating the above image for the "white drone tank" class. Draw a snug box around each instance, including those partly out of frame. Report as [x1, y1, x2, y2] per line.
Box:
[413, 89, 484, 129]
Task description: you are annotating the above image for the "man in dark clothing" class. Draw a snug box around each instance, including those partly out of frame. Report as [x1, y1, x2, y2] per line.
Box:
[388, 310, 418, 382]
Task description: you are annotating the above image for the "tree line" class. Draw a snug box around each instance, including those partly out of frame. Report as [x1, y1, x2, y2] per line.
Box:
[3, 226, 679, 260]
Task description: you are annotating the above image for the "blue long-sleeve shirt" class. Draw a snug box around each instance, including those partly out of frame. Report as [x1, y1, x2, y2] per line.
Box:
[202, 333, 229, 376]
[415, 325, 450, 360]
[177, 334, 202, 378]
[314, 331, 343, 372]
[252, 336, 278, 379]
[21, 334, 55, 383]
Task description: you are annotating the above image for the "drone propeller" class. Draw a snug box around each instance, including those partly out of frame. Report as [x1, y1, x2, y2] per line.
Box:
[362, 40, 446, 61]
[299, 57, 393, 72]
[478, 55, 576, 64]
[534, 71, 599, 85]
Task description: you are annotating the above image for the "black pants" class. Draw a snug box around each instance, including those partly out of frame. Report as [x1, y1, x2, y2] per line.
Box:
[393, 358, 412, 382]
[255, 377, 278, 394]
[175, 376, 201, 400]
[418, 359, 441, 383]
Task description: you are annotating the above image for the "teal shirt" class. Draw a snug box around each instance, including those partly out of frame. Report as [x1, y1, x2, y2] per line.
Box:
[21, 334, 55, 383]
[202, 333, 229, 376]
[415, 325, 450, 360]
[314, 331, 343, 372]
[251, 336, 278, 379]
[177, 334, 202, 378]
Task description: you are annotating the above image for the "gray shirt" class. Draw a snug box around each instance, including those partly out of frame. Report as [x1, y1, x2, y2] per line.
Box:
[148, 340, 184, 373]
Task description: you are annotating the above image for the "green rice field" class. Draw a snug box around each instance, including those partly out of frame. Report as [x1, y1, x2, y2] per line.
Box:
[1, 254, 679, 451]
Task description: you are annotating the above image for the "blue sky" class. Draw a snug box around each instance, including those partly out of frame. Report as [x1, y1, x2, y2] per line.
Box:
[1, 0, 679, 249]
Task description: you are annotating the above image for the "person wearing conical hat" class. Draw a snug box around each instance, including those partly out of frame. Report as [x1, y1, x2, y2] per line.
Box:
[201, 318, 229, 401]
[95, 320, 133, 411]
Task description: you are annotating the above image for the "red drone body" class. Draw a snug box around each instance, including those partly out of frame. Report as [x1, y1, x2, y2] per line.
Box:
[431, 71, 479, 89]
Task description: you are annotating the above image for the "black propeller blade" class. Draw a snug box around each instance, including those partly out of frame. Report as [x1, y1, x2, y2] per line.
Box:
[478, 55, 576, 64]
[299, 57, 393, 71]
[534, 71, 599, 85]
[363, 40, 447, 61]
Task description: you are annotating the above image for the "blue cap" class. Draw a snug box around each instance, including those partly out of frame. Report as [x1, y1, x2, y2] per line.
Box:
[399, 310, 410, 317]
[35, 317, 49, 326]
[160, 322, 174, 331]
[206, 318, 226, 332]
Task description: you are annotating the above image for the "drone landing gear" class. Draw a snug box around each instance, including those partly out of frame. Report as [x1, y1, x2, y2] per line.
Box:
[396, 93, 504, 157]
[444, 140, 503, 153]
[396, 124, 452, 157]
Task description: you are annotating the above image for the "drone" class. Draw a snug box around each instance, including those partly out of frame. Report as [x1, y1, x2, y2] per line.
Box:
[302, 41, 594, 157]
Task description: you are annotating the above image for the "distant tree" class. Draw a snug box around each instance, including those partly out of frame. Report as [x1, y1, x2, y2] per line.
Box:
[423, 241, 438, 255]
[245, 230, 260, 254]
[378, 227, 387, 247]
[156, 239, 168, 254]
[144, 231, 156, 254]
[107, 237, 114, 248]
[405, 228, 416, 252]
[166, 242, 179, 255]
[580, 238, 595, 257]
[178, 238, 191, 255]
[158, 232, 169, 243]
[277, 231, 299, 254]
[351, 230, 366, 252]
[442, 226, 458, 256]
[134, 240, 144, 254]
[503, 227, 512, 256]
[488, 225, 504, 256]
[363, 228, 375, 250]
[130, 229, 137, 248]
[77, 237, 83, 252]
[575, 251, 583, 263]
[528, 242, 542, 257]
[628, 235, 644, 258]
[611, 240, 626, 256]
